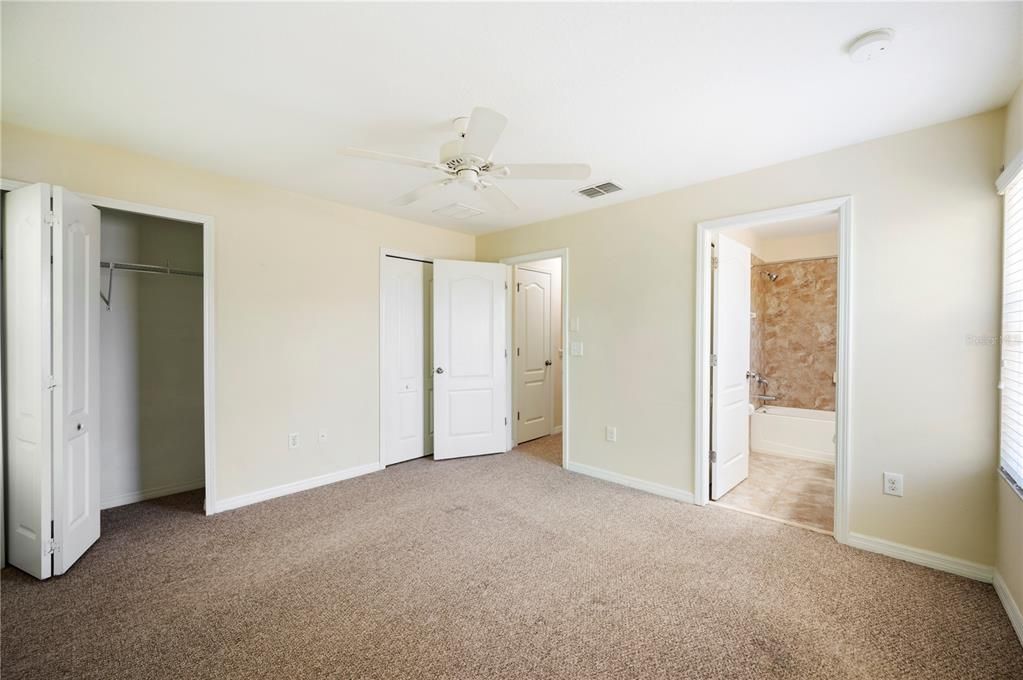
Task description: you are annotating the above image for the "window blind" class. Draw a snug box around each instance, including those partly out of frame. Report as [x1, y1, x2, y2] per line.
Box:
[1001, 167, 1023, 494]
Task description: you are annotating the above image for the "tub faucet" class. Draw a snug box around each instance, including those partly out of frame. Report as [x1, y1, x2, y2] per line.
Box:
[746, 370, 769, 386]
[753, 395, 778, 402]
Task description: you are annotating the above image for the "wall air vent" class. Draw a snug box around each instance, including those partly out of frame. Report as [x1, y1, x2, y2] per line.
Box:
[433, 203, 484, 219]
[576, 181, 622, 199]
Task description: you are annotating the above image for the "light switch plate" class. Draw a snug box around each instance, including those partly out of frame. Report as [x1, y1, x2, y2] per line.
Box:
[605, 426, 617, 442]
[570, 317, 581, 332]
[570, 341, 584, 356]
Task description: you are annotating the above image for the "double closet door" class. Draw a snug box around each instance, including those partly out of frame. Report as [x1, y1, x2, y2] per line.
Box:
[381, 256, 508, 465]
[5, 183, 102, 579]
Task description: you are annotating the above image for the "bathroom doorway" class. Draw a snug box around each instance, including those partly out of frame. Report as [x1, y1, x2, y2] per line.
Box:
[694, 198, 851, 540]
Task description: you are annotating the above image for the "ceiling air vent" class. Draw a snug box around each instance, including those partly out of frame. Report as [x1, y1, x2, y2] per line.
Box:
[576, 181, 622, 199]
[433, 203, 484, 220]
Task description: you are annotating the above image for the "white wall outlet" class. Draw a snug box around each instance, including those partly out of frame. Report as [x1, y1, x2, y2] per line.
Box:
[288, 432, 300, 450]
[318, 429, 328, 444]
[605, 426, 617, 443]
[883, 472, 903, 497]
[570, 317, 581, 332]
[570, 341, 584, 356]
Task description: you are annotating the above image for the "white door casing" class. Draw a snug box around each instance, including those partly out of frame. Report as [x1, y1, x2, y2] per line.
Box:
[711, 234, 752, 500]
[433, 260, 508, 459]
[4, 183, 54, 579]
[381, 255, 432, 466]
[514, 266, 552, 443]
[51, 186, 102, 574]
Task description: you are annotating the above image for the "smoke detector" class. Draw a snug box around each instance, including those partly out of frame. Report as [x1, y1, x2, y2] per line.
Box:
[848, 28, 894, 63]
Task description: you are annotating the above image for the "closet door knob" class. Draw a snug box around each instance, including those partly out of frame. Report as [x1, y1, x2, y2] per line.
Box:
[545, 360, 552, 366]
[435, 367, 444, 374]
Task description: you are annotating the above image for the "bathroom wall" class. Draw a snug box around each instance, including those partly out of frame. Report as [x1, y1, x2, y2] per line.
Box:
[750, 256, 838, 411]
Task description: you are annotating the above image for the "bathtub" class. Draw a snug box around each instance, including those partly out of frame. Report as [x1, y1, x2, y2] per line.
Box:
[750, 406, 835, 463]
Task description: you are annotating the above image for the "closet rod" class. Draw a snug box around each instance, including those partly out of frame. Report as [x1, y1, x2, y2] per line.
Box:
[100, 261, 203, 278]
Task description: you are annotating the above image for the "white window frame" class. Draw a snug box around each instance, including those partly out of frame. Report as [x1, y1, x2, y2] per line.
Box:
[998, 151, 1023, 500]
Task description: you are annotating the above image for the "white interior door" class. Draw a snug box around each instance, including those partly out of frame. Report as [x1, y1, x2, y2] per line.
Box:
[711, 234, 752, 500]
[52, 187, 102, 574]
[514, 266, 552, 443]
[433, 260, 508, 460]
[4, 183, 54, 579]
[381, 255, 432, 466]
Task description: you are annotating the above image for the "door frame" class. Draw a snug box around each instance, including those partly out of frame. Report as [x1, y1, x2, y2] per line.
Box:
[500, 249, 569, 468]
[378, 248, 433, 469]
[693, 196, 852, 543]
[0, 178, 219, 516]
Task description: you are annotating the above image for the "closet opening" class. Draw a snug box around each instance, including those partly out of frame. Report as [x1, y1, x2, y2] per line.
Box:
[97, 208, 206, 511]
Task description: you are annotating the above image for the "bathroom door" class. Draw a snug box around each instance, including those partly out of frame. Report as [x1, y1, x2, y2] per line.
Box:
[711, 234, 751, 500]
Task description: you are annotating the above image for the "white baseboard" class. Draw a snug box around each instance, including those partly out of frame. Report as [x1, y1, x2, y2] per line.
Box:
[994, 570, 1023, 646]
[846, 532, 993, 582]
[214, 462, 383, 513]
[566, 461, 694, 504]
[552, 425, 563, 435]
[101, 479, 205, 510]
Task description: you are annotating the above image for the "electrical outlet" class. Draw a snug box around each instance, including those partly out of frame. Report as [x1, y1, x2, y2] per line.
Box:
[318, 429, 328, 444]
[883, 472, 903, 497]
[605, 426, 617, 443]
[288, 432, 300, 450]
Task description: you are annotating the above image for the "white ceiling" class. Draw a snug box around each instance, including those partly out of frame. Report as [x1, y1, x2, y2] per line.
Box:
[2, 3, 1020, 235]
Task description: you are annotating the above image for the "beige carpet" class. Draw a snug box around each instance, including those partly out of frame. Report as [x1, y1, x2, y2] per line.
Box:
[2, 436, 1020, 679]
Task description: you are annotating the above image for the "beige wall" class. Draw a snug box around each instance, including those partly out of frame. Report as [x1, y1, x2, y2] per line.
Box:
[998, 80, 1023, 628]
[728, 228, 839, 263]
[1, 122, 475, 504]
[478, 109, 1005, 565]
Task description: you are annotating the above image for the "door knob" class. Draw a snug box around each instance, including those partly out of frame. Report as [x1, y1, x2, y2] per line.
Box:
[435, 367, 444, 374]
[545, 360, 552, 366]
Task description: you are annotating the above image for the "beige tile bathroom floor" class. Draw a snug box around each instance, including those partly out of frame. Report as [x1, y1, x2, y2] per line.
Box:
[712, 452, 835, 533]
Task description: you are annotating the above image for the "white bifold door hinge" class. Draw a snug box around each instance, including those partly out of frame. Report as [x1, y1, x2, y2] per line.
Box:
[44, 539, 60, 556]
[711, 256, 719, 270]
[46, 375, 57, 391]
[45, 210, 57, 228]
[710, 354, 718, 367]
[710, 450, 717, 464]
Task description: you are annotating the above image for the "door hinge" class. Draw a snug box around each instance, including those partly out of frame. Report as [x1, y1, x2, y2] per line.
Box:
[516, 282, 521, 292]
[46, 375, 57, 391]
[44, 539, 60, 556]
[711, 256, 719, 270]
[504, 281, 508, 290]
[504, 349, 508, 358]
[517, 411, 520, 421]
[710, 354, 718, 367]
[45, 210, 57, 228]
[504, 417, 508, 426]
[516, 347, 520, 356]
[710, 450, 717, 464]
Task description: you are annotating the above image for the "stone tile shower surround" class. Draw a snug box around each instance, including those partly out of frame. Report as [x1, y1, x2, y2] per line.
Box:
[750, 257, 837, 411]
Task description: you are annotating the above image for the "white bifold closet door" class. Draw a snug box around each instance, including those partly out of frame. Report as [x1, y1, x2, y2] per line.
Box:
[4, 183, 101, 579]
[432, 260, 509, 460]
[710, 233, 752, 500]
[381, 255, 433, 465]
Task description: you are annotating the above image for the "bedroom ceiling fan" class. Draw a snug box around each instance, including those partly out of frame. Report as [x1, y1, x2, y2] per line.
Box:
[338, 107, 591, 213]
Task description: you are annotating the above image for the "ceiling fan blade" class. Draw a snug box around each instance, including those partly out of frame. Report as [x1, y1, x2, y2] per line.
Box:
[479, 182, 518, 213]
[461, 107, 507, 160]
[339, 147, 441, 171]
[492, 163, 591, 180]
[392, 179, 452, 206]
